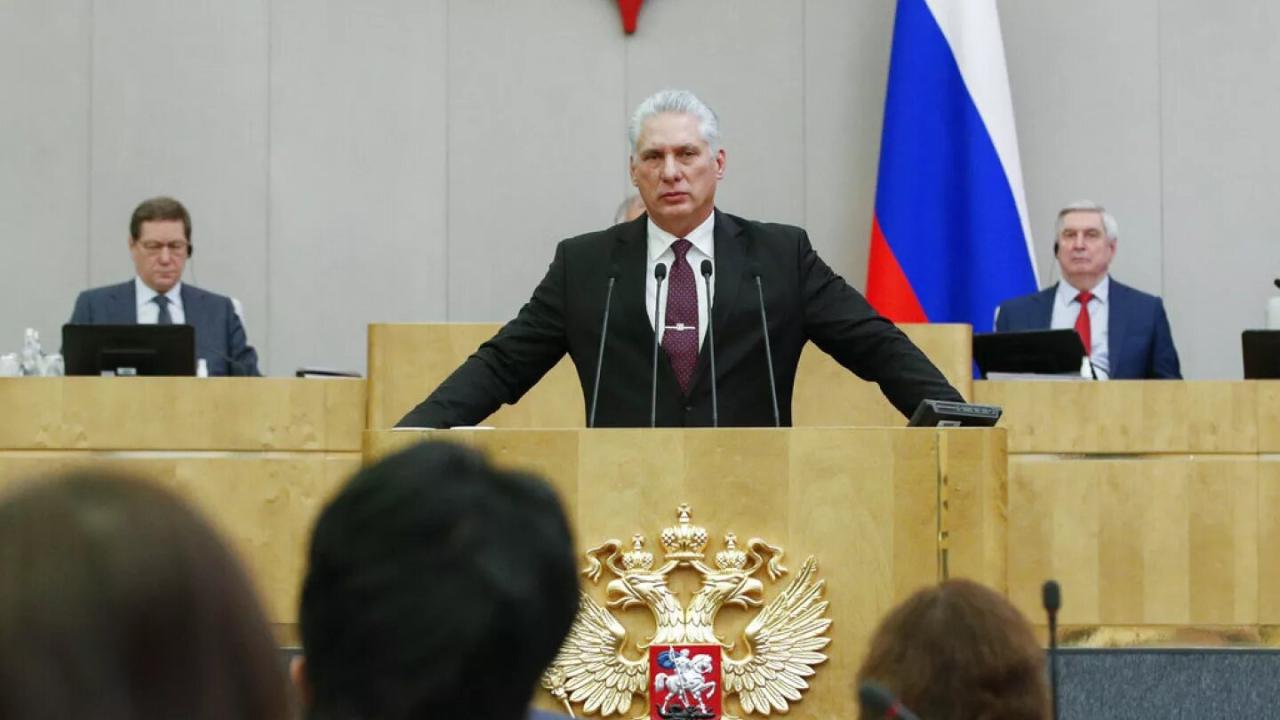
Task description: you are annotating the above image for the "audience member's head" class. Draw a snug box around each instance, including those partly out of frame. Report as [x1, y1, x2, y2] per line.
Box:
[856, 579, 1050, 720]
[128, 195, 193, 293]
[0, 472, 289, 720]
[614, 193, 647, 224]
[296, 441, 579, 720]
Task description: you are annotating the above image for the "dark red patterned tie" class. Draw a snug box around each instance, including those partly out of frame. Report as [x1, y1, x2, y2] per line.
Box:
[662, 239, 699, 394]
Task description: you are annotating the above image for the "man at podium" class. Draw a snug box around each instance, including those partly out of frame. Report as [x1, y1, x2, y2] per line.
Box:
[399, 90, 960, 428]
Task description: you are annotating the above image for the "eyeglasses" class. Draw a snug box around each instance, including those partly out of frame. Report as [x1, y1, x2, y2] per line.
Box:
[136, 240, 190, 256]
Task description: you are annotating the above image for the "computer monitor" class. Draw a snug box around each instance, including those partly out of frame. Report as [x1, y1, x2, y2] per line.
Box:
[62, 324, 196, 377]
[1242, 330, 1280, 379]
[907, 399, 1002, 427]
[973, 329, 1087, 378]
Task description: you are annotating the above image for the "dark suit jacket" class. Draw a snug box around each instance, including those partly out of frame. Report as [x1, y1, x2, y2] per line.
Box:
[399, 211, 961, 428]
[994, 279, 1181, 379]
[69, 280, 261, 376]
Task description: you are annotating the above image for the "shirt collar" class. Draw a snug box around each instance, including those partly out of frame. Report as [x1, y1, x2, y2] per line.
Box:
[647, 211, 716, 262]
[135, 276, 184, 310]
[1056, 274, 1109, 305]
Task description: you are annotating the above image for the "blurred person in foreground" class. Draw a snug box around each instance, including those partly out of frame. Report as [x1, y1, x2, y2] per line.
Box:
[293, 441, 578, 719]
[856, 578, 1050, 720]
[0, 472, 289, 720]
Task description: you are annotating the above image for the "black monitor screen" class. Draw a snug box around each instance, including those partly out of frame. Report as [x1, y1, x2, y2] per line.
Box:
[1243, 330, 1280, 379]
[62, 324, 196, 377]
[973, 329, 1086, 378]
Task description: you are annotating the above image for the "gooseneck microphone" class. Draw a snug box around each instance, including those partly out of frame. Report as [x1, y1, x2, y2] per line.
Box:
[1043, 579, 1062, 720]
[587, 264, 620, 428]
[699, 259, 719, 428]
[858, 681, 922, 720]
[650, 262, 668, 428]
[750, 262, 781, 427]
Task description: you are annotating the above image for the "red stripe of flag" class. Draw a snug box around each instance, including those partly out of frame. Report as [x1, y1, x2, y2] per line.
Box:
[866, 216, 927, 322]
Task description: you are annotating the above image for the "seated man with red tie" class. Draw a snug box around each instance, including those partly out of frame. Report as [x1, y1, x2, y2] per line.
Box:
[68, 196, 260, 376]
[994, 200, 1181, 379]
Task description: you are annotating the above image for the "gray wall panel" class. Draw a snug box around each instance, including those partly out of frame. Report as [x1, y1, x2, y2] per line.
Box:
[1160, 0, 1280, 379]
[626, 2, 806, 232]
[268, 0, 448, 374]
[88, 0, 271, 367]
[1002, 0, 1164, 296]
[446, 0, 625, 322]
[803, 0, 894, 288]
[0, 1, 91, 356]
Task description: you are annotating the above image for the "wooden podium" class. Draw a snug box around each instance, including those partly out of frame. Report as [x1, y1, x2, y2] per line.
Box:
[365, 322, 975, 429]
[367, 426, 1006, 718]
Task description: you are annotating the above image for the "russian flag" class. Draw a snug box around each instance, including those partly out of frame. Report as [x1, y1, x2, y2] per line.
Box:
[866, 0, 1038, 332]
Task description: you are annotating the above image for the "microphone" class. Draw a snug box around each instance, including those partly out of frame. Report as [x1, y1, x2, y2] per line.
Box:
[650, 262, 668, 428]
[1043, 580, 1062, 720]
[1274, 278, 1280, 290]
[700, 259, 718, 428]
[587, 263, 620, 428]
[196, 342, 254, 377]
[750, 262, 781, 427]
[857, 681, 921, 720]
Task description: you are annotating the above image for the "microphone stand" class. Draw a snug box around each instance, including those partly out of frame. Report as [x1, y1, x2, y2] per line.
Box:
[650, 263, 667, 428]
[700, 259, 718, 428]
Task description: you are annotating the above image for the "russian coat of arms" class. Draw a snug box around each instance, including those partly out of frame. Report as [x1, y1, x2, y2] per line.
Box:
[541, 505, 831, 719]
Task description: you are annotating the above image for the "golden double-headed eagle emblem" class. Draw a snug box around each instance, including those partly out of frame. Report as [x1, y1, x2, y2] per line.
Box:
[541, 505, 831, 719]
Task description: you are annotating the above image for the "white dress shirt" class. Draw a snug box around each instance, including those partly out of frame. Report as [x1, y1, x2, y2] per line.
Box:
[134, 277, 186, 324]
[1050, 275, 1110, 379]
[644, 212, 716, 350]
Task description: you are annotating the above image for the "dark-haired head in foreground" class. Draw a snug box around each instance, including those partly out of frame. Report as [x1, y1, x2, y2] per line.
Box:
[856, 578, 1050, 720]
[0, 472, 289, 720]
[296, 441, 580, 720]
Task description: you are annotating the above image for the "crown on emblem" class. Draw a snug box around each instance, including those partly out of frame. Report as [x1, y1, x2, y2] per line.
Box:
[622, 533, 654, 571]
[660, 504, 709, 561]
[715, 532, 748, 570]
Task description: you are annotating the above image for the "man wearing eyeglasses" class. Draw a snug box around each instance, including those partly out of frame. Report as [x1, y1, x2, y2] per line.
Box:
[69, 196, 261, 376]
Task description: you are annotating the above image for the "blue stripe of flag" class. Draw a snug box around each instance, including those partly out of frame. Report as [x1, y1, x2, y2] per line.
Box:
[874, 0, 1037, 332]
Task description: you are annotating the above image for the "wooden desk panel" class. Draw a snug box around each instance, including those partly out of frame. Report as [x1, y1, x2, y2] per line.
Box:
[1258, 381, 1280, 452]
[1007, 456, 1259, 627]
[0, 377, 365, 451]
[974, 380, 1258, 454]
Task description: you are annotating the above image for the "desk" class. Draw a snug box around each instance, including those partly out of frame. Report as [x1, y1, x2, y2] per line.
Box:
[0, 377, 366, 631]
[974, 380, 1280, 644]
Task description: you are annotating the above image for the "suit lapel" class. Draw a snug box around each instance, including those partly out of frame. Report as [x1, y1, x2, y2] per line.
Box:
[613, 216, 653, 344]
[687, 210, 744, 395]
[1107, 281, 1128, 379]
[108, 281, 137, 324]
[1033, 286, 1056, 327]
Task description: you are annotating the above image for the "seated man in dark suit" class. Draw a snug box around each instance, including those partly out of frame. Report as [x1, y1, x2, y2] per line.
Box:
[68, 196, 260, 376]
[291, 441, 578, 720]
[399, 89, 961, 428]
[995, 200, 1180, 379]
